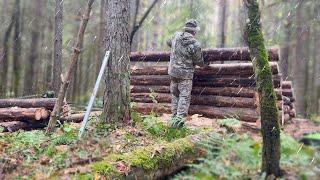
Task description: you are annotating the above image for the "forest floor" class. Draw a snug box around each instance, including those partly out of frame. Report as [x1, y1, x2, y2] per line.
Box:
[0, 112, 320, 179]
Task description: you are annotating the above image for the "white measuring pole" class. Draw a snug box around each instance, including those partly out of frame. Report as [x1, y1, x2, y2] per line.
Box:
[78, 51, 110, 139]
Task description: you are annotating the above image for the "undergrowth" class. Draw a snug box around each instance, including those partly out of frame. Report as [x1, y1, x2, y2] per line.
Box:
[175, 133, 320, 179]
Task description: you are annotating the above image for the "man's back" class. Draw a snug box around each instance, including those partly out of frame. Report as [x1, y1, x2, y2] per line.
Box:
[167, 31, 204, 79]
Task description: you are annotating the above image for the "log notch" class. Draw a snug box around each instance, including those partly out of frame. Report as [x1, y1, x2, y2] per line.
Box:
[131, 93, 256, 108]
[0, 107, 50, 121]
[133, 103, 259, 122]
[131, 62, 279, 76]
[89, 133, 217, 179]
[0, 98, 58, 109]
[130, 47, 279, 62]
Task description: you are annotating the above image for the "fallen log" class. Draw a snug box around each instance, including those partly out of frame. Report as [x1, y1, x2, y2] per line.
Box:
[60, 111, 102, 123]
[0, 121, 46, 132]
[131, 62, 279, 76]
[0, 98, 58, 109]
[130, 47, 279, 62]
[131, 75, 281, 88]
[131, 93, 256, 108]
[0, 107, 50, 121]
[88, 133, 216, 179]
[133, 103, 259, 122]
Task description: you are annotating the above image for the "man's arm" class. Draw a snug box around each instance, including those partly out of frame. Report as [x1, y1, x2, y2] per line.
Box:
[192, 42, 207, 67]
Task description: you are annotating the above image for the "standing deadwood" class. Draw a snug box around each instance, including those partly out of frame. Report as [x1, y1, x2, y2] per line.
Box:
[12, 0, 21, 96]
[217, 0, 227, 48]
[23, 0, 41, 95]
[103, 0, 131, 123]
[52, 0, 64, 95]
[46, 0, 95, 134]
[0, 10, 14, 97]
[244, 0, 281, 177]
[293, 0, 308, 117]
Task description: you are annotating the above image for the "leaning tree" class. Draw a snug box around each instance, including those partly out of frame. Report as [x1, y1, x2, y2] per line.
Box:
[243, 0, 281, 177]
[103, 0, 131, 123]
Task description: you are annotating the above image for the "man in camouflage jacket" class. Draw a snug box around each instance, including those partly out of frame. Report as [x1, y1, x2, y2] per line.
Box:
[167, 19, 207, 128]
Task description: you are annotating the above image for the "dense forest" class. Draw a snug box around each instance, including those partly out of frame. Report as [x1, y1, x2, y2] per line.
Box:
[0, 0, 320, 179]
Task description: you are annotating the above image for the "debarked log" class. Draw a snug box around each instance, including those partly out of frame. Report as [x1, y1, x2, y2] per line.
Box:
[132, 103, 259, 122]
[0, 98, 59, 109]
[0, 107, 50, 121]
[131, 93, 257, 108]
[131, 62, 279, 76]
[131, 75, 281, 88]
[88, 133, 216, 179]
[130, 47, 279, 62]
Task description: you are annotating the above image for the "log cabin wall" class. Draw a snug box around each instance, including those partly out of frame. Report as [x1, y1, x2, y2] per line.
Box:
[130, 47, 296, 123]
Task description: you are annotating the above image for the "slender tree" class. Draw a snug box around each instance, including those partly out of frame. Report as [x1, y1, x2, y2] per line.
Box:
[52, 0, 64, 95]
[12, 0, 21, 96]
[243, 0, 281, 177]
[103, 0, 131, 123]
[217, 0, 228, 48]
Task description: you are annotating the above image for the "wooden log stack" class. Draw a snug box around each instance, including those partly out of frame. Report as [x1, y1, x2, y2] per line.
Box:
[130, 47, 296, 123]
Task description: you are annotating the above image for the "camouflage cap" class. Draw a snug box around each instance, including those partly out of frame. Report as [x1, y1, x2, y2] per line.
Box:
[183, 19, 200, 32]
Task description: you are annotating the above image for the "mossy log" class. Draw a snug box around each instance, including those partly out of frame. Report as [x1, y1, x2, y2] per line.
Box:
[0, 107, 50, 121]
[89, 133, 212, 179]
[0, 98, 59, 109]
[131, 62, 279, 76]
[131, 93, 256, 108]
[131, 75, 281, 88]
[130, 47, 279, 62]
[133, 102, 259, 122]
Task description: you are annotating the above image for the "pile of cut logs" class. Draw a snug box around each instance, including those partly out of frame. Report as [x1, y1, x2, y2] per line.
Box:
[130, 47, 296, 123]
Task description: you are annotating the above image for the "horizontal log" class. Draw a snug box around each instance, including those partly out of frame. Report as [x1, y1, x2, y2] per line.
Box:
[0, 121, 46, 132]
[0, 98, 58, 109]
[132, 86, 284, 100]
[281, 89, 293, 97]
[88, 133, 212, 179]
[282, 81, 292, 89]
[130, 47, 279, 62]
[131, 93, 256, 108]
[133, 103, 259, 122]
[0, 107, 50, 121]
[131, 75, 281, 88]
[131, 62, 279, 76]
[60, 111, 102, 123]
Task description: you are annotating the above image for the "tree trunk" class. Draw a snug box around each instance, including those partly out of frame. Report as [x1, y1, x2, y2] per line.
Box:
[12, 0, 21, 96]
[293, 0, 308, 117]
[0, 11, 14, 97]
[0, 98, 59, 109]
[46, 0, 95, 133]
[217, 0, 227, 48]
[96, 0, 106, 76]
[244, 0, 281, 177]
[23, 0, 42, 95]
[103, 0, 131, 123]
[52, 0, 63, 95]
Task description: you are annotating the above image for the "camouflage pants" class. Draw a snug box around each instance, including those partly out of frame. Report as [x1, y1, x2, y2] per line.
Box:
[170, 77, 193, 118]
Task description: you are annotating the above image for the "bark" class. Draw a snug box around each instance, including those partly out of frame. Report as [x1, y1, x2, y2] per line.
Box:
[133, 103, 259, 122]
[0, 121, 45, 132]
[46, 0, 95, 134]
[244, 0, 281, 176]
[0, 107, 49, 121]
[217, 0, 227, 48]
[103, 0, 131, 124]
[0, 98, 59, 109]
[293, 0, 308, 117]
[130, 47, 279, 62]
[131, 93, 256, 108]
[0, 12, 14, 97]
[52, 0, 64, 95]
[12, 0, 21, 96]
[131, 62, 279, 76]
[23, 0, 42, 95]
[131, 75, 281, 88]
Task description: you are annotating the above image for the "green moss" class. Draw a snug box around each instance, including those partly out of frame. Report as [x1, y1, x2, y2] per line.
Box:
[91, 136, 196, 177]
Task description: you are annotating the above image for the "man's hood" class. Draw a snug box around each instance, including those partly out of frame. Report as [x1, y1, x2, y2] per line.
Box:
[178, 32, 197, 46]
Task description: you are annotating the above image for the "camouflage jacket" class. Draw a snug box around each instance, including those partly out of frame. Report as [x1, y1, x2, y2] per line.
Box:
[167, 32, 204, 79]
